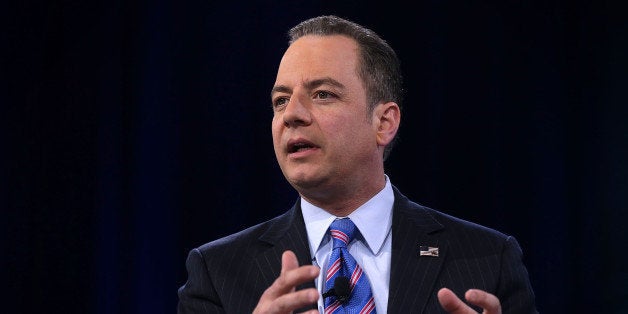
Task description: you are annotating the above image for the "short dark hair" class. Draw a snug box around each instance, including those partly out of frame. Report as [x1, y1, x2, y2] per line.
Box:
[288, 15, 404, 161]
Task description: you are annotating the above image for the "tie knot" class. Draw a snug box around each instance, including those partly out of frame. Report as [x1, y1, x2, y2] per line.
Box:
[329, 218, 357, 248]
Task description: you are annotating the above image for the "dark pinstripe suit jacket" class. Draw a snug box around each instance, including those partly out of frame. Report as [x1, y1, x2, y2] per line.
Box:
[178, 186, 537, 313]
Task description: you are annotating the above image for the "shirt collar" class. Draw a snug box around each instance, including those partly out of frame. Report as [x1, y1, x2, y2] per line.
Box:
[302, 175, 394, 257]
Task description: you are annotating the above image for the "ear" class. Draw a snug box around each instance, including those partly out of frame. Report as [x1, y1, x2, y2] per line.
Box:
[373, 102, 400, 146]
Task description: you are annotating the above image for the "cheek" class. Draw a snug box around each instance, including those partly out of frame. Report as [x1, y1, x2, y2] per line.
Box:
[271, 119, 283, 148]
[327, 114, 372, 137]
[271, 117, 281, 135]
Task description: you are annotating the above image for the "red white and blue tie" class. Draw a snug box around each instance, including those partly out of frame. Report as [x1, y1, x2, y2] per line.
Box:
[324, 218, 376, 314]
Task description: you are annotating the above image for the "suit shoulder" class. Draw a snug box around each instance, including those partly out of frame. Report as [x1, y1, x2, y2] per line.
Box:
[427, 205, 509, 237]
[406, 201, 522, 258]
[195, 212, 287, 255]
[399, 193, 512, 244]
[392, 185, 509, 240]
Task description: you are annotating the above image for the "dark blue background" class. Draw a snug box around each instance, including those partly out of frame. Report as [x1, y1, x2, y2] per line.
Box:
[4, 1, 627, 313]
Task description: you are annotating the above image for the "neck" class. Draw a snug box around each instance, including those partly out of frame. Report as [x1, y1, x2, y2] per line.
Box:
[299, 174, 387, 217]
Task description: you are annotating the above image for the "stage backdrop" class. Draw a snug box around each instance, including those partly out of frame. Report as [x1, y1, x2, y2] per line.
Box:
[4, 1, 627, 313]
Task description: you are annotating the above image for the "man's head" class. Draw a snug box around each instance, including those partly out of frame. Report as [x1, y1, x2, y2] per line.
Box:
[270, 16, 401, 212]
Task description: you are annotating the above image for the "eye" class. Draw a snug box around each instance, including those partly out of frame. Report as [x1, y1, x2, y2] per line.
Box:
[314, 91, 334, 100]
[272, 96, 289, 110]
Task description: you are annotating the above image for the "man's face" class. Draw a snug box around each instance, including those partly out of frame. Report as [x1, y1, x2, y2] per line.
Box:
[271, 35, 383, 202]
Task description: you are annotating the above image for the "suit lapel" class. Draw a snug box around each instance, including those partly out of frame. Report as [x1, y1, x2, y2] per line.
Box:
[388, 187, 447, 313]
[254, 199, 317, 292]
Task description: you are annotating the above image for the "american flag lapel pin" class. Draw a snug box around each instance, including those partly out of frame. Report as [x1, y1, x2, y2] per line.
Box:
[419, 245, 439, 257]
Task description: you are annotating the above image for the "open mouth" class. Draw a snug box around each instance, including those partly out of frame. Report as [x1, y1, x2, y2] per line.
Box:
[288, 140, 317, 153]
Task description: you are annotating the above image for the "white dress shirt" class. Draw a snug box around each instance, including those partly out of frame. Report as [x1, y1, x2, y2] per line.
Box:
[301, 175, 394, 313]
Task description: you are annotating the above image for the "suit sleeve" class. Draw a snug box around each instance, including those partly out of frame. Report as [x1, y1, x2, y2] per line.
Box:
[177, 248, 225, 314]
[497, 236, 538, 314]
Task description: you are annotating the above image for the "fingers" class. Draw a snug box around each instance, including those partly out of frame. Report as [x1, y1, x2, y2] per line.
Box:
[438, 288, 470, 313]
[269, 289, 319, 313]
[465, 289, 501, 314]
[438, 288, 502, 314]
[253, 250, 320, 314]
[273, 251, 319, 296]
[281, 250, 300, 275]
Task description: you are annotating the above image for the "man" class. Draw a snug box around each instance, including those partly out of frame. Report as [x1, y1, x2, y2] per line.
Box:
[178, 15, 537, 314]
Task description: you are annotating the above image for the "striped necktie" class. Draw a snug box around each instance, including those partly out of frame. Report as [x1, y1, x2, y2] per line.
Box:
[324, 218, 376, 314]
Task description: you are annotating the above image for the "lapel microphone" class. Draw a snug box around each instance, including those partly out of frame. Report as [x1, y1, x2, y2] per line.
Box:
[322, 276, 351, 303]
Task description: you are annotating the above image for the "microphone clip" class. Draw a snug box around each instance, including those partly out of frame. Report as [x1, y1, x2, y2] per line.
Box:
[322, 276, 351, 303]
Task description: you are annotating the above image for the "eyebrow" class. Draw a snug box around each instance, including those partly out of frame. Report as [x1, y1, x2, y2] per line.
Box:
[271, 77, 346, 98]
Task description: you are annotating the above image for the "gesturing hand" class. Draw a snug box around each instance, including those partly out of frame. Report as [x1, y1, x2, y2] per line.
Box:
[438, 288, 502, 314]
[253, 250, 320, 314]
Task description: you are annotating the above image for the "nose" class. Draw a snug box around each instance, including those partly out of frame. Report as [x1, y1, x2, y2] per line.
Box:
[282, 95, 311, 127]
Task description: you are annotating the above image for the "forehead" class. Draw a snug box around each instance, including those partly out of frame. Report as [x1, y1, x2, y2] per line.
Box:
[275, 35, 361, 86]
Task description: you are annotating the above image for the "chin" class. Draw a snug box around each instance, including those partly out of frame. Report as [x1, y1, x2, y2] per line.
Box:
[286, 173, 324, 191]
